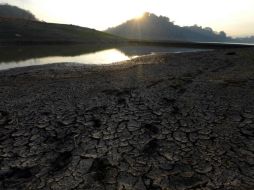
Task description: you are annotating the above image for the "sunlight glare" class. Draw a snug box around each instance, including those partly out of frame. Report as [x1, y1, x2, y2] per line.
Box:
[134, 12, 146, 20]
[5, 0, 254, 36]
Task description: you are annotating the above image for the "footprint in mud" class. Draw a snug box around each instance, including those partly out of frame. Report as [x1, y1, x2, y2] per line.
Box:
[169, 79, 185, 89]
[102, 88, 130, 97]
[146, 79, 164, 88]
[0, 167, 33, 180]
[143, 139, 159, 155]
[177, 88, 186, 95]
[0, 111, 9, 126]
[226, 52, 236, 56]
[0, 167, 34, 188]
[102, 89, 131, 106]
[160, 98, 176, 105]
[142, 123, 159, 135]
[89, 158, 112, 181]
[171, 105, 180, 114]
[92, 118, 101, 128]
[51, 151, 72, 173]
[102, 89, 120, 96]
[117, 97, 126, 105]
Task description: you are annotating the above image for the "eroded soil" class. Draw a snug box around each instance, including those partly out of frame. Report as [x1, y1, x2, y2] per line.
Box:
[0, 49, 254, 189]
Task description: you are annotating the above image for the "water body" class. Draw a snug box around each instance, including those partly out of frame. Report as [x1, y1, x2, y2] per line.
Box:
[0, 45, 206, 70]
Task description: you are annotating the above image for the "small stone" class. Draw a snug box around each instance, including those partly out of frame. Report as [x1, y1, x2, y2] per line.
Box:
[181, 171, 195, 178]
[81, 153, 97, 159]
[91, 132, 102, 139]
[198, 129, 212, 135]
[153, 110, 162, 116]
[180, 127, 194, 133]
[169, 175, 207, 189]
[133, 178, 146, 190]
[242, 113, 254, 119]
[189, 133, 198, 142]
[198, 134, 210, 140]
[161, 152, 173, 161]
[117, 172, 136, 189]
[12, 130, 26, 137]
[242, 119, 253, 124]
[230, 114, 242, 122]
[179, 120, 188, 127]
[160, 163, 174, 171]
[13, 138, 29, 146]
[195, 164, 212, 174]
[173, 131, 188, 143]
[39, 123, 49, 128]
[128, 120, 139, 127]
[240, 128, 253, 136]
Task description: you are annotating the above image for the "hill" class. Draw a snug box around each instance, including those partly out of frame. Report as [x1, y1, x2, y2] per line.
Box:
[106, 12, 231, 42]
[0, 4, 37, 20]
[0, 17, 124, 45]
[234, 36, 254, 44]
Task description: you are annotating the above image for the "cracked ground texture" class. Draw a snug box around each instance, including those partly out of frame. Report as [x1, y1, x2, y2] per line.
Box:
[0, 49, 254, 190]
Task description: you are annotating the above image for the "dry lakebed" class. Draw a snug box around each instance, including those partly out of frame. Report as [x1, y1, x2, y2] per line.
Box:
[0, 48, 254, 190]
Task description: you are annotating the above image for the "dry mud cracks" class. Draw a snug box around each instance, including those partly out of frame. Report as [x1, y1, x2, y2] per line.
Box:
[0, 49, 254, 189]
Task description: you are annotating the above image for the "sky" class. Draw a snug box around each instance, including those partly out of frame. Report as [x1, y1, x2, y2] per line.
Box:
[1, 0, 254, 37]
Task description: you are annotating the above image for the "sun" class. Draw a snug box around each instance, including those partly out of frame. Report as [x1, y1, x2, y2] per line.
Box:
[135, 12, 146, 20]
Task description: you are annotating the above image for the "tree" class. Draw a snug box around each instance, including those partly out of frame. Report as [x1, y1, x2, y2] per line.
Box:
[0, 3, 37, 21]
[219, 31, 227, 38]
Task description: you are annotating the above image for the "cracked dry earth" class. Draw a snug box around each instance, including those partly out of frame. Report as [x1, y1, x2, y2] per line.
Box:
[0, 49, 254, 190]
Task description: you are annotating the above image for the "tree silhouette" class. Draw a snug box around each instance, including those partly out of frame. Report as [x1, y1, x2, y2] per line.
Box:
[0, 4, 37, 21]
[106, 12, 230, 42]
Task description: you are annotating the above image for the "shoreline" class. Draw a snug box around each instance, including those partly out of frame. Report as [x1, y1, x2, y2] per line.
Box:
[0, 48, 250, 74]
[0, 51, 203, 72]
[0, 48, 254, 189]
[1, 39, 254, 48]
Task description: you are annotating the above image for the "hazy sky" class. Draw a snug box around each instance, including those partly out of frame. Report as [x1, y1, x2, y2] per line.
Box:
[1, 0, 254, 37]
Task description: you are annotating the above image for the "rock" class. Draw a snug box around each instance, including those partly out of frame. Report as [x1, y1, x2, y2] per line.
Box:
[240, 128, 253, 136]
[77, 158, 93, 174]
[179, 119, 188, 127]
[173, 131, 188, 143]
[159, 163, 174, 171]
[189, 133, 199, 142]
[168, 175, 208, 189]
[13, 137, 29, 147]
[153, 110, 162, 116]
[161, 152, 174, 161]
[195, 164, 213, 174]
[230, 114, 242, 122]
[198, 129, 212, 135]
[81, 153, 98, 159]
[91, 131, 102, 139]
[181, 171, 195, 178]
[117, 172, 136, 189]
[133, 177, 146, 190]
[242, 113, 254, 119]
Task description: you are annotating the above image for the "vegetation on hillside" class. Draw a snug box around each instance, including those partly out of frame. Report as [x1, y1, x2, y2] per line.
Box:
[0, 4, 252, 45]
[0, 17, 124, 45]
[234, 36, 254, 43]
[0, 4, 124, 45]
[106, 12, 231, 42]
[0, 4, 37, 20]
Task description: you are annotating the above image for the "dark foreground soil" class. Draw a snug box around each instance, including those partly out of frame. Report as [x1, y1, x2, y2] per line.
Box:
[0, 49, 254, 190]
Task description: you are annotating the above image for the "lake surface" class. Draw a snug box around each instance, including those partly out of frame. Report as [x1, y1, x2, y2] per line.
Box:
[0, 45, 205, 70]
